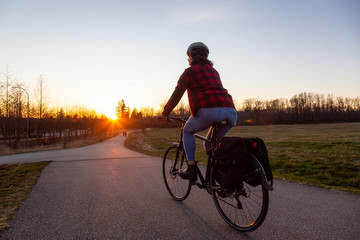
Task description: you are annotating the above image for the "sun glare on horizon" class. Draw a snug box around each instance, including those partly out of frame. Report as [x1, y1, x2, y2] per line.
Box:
[94, 102, 118, 120]
[105, 111, 118, 120]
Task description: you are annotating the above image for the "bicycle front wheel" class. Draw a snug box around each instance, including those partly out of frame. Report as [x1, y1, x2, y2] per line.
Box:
[210, 163, 269, 231]
[162, 144, 191, 201]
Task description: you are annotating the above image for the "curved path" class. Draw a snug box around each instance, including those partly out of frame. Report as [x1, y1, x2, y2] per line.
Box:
[1, 135, 359, 239]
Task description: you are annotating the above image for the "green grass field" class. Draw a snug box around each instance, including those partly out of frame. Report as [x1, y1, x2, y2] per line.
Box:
[125, 122, 360, 194]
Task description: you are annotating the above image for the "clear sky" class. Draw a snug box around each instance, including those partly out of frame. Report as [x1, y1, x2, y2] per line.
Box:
[1, 0, 359, 118]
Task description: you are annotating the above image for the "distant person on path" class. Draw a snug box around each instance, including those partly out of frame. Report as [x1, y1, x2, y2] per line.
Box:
[123, 130, 127, 137]
[158, 42, 237, 181]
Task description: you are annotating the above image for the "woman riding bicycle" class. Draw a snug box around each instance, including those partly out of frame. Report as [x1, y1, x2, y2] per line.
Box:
[158, 42, 237, 181]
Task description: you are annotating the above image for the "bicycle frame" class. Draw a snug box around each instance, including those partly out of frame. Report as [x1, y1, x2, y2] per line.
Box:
[168, 116, 223, 191]
[194, 131, 220, 190]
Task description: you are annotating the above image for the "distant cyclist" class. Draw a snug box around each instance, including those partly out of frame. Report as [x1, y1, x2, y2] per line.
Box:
[158, 42, 237, 181]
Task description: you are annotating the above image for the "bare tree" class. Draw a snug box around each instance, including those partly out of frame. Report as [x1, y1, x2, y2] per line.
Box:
[11, 82, 28, 139]
[0, 67, 13, 118]
[0, 67, 16, 140]
[173, 100, 190, 116]
[140, 107, 155, 118]
[34, 75, 50, 138]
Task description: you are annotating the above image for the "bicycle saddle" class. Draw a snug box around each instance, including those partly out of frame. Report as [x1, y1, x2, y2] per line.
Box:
[213, 120, 228, 127]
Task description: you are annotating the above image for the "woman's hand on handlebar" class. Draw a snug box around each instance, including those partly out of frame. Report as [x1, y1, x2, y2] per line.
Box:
[157, 114, 167, 121]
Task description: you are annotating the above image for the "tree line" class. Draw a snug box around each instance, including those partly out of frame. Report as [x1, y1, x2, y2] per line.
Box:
[1, 67, 359, 150]
[0, 68, 116, 149]
[238, 92, 360, 125]
[116, 93, 360, 129]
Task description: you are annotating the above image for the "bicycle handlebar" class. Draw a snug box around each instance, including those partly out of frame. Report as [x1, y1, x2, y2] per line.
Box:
[157, 114, 189, 123]
[167, 116, 188, 123]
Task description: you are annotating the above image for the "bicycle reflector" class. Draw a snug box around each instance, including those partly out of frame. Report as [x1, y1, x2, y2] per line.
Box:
[252, 142, 258, 148]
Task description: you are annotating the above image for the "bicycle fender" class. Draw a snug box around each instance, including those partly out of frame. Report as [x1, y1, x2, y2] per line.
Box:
[250, 154, 274, 191]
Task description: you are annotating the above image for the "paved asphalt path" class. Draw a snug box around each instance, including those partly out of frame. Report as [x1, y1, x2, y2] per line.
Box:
[1, 134, 359, 240]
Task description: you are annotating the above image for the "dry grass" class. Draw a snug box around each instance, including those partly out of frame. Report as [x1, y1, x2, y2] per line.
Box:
[0, 162, 49, 237]
[0, 134, 119, 156]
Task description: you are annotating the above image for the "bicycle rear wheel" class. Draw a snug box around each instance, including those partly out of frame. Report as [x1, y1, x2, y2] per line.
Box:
[210, 162, 269, 231]
[162, 144, 191, 201]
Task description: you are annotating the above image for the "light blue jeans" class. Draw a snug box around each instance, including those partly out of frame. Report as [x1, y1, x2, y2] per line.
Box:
[183, 107, 238, 161]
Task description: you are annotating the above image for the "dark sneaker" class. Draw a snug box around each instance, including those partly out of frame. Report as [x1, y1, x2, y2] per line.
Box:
[205, 148, 211, 155]
[179, 164, 197, 181]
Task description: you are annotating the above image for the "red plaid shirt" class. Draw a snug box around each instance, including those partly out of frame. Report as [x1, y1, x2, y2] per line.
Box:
[163, 64, 235, 117]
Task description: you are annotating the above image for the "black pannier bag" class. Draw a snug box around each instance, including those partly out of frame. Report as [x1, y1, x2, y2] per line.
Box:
[213, 137, 273, 190]
[213, 137, 250, 191]
[244, 138, 273, 187]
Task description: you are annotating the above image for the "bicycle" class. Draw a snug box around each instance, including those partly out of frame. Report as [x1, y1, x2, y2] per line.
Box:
[162, 116, 273, 231]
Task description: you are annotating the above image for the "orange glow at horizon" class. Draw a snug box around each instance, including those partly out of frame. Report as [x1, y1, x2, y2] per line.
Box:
[95, 104, 118, 120]
[105, 111, 118, 120]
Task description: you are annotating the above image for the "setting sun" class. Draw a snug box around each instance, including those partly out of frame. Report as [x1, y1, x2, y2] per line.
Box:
[93, 101, 118, 120]
[105, 111, 118, 120]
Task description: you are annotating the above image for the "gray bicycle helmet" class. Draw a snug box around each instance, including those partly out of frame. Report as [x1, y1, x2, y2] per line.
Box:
[186, 42, 209, 56]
